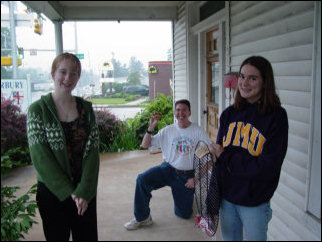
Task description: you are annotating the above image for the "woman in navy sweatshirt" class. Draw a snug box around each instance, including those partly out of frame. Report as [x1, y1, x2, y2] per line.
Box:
[209, 56, 288, 241]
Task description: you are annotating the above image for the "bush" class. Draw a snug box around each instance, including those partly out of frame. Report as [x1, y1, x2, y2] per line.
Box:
[1, 146, 31, 177]
[1, 184, 38, 241]
[124, 94, 140, 102]
[94, 94, 173, 153]
[95, 109, 122, 153]
[108, 119, 141, 152]
[131, 93, 173, 142]
[107, 92, 126, 99]
[1, 97, 28, 155]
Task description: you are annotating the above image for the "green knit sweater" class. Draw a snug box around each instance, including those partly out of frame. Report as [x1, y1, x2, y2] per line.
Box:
[27, 93, 99, 202]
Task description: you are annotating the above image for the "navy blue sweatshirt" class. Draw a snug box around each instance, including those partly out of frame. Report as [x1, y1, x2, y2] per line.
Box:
[215, 101, 288, 206]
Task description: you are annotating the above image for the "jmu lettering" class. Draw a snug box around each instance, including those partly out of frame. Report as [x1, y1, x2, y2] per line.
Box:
[223, 122, 266, 156]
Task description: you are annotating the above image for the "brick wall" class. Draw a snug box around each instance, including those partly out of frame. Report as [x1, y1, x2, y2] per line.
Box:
[148, 61, 172, 99]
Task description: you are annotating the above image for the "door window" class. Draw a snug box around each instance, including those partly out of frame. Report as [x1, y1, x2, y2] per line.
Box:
[211, 62, 220, 105]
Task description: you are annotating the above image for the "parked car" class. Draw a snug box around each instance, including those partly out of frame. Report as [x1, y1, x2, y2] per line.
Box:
[123, 85, 149, 96]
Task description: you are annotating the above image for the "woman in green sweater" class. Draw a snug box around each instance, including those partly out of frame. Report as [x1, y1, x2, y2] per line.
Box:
[27, 53, 100, 241]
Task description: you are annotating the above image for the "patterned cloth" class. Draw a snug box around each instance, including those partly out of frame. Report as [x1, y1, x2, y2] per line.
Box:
[60, 98, 89, 185]
[27, 93, 99, 202]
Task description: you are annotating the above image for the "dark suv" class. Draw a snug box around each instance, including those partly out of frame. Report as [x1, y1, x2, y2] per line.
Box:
[123, 85, 149, 96]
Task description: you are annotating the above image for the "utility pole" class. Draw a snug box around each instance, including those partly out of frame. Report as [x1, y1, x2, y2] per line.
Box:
[9, 1, 18, 78]
[74, 22, 78, 53]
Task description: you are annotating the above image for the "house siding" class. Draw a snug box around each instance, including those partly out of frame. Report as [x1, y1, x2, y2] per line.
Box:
[229, 1, 320, 240]
[173, 1, 320, 239]
[173, 2, 188, 103]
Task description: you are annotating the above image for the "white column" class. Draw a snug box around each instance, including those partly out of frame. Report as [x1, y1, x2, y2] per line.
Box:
[54, 20, 63, 55]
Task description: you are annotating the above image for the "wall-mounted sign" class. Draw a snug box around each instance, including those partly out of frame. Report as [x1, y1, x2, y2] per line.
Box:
[148, 65, 158, 74]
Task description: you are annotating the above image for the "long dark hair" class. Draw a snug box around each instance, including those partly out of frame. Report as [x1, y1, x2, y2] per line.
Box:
[234, 56, 281, 114]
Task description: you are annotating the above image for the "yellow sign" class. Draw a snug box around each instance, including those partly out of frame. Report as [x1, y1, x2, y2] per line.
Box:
[102, 61, 113, 70]
[148, 65, 158, 74]
[1, 56, 22, 66]
[100, 61, 114, 83]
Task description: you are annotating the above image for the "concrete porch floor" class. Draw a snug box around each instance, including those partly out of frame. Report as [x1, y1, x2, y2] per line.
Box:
[2, 150, 221, 241]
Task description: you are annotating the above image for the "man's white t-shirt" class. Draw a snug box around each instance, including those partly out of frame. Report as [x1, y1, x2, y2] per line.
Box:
[151, 123, 211, 170]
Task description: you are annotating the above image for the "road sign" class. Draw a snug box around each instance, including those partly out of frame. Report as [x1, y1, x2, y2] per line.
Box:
[75, 53, 84, 59]
[30, 49, 37, 56]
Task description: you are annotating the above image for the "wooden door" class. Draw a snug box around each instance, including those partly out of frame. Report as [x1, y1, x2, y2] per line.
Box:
[206, 28, 220, 143]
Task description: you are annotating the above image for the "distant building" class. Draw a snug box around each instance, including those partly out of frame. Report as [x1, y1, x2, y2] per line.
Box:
[148, 61, 172, 99]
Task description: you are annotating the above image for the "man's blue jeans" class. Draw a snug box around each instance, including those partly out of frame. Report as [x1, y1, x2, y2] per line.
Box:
[220, 199, 272, 241]
[134, 162, 195, 222]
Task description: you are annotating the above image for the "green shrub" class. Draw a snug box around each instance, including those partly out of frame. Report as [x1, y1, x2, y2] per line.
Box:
[132, 94, 173, 142]
[94, 94, 173, 153]
[112, 82, 127, 93]
[1, 97, 31, 175]
[1, 146, 31, 177]
[107, 92, 126, 99]
[95, 110, 122, 153]
[124, 94, 140, 102]
[1, 184, 38, 241]
[1, 97, 28, 155]
[108, 119, 141, 152]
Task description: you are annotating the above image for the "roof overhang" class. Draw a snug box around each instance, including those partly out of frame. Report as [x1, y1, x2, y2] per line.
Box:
[21, 1, 183, 22]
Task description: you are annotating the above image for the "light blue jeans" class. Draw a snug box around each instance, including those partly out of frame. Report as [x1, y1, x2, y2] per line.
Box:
[220, 199, 272, 241]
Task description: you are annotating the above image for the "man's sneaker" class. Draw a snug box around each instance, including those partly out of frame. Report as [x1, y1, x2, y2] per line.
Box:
[124, 215, 153, 230]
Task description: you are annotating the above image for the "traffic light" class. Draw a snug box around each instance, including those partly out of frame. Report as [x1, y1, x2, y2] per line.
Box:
[18, 47, 24, 59]
[34, 18, 42, 35]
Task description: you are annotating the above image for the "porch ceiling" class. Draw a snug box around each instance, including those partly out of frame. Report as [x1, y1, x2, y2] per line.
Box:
[21, 1, 183, 22]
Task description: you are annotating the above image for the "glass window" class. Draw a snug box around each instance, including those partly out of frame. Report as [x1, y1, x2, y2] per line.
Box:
[211, 62, 220, 105]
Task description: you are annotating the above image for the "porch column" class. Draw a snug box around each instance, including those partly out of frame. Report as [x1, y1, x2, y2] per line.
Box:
[54, 20, 63, 56]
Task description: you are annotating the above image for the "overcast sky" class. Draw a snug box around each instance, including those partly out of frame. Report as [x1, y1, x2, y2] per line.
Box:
[2, 1, 173, 75]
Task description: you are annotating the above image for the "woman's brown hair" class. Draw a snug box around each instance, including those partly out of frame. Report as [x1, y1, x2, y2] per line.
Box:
[234, 56, 281, 114]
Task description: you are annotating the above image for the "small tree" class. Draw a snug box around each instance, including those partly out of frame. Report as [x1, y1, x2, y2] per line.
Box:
[128, 56, 146, 76]
[126, 71, 142, 85]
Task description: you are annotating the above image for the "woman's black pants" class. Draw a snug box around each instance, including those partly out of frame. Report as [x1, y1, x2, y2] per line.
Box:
[36, 182, 98, 241]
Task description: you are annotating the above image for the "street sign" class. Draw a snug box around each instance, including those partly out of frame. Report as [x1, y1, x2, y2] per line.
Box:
[30, 49, 37, 56]
[75, 53, 84, 59]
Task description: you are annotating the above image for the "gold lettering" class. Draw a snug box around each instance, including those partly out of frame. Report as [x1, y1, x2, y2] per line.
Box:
[232, 122, 242, 146]
[248, 128, 266, 156]
[223, 122, 236, 147]
[241, 123, 252, 149]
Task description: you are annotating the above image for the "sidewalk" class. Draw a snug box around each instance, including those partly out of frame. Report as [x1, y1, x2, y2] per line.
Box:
[2, 150, 221, 241]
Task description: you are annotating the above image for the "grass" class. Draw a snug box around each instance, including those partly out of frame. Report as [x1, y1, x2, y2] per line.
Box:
[90, 98, 127, 104]
[89, 97, 150, 107]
